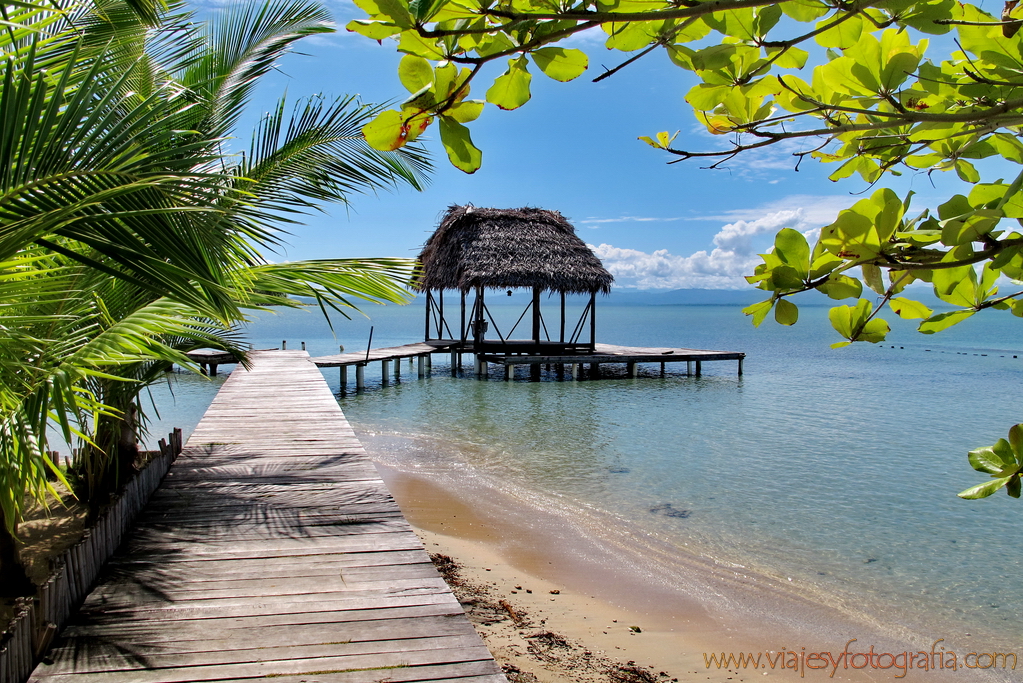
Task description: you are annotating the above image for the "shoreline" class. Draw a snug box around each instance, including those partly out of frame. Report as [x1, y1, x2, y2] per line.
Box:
[369, 451, 999, 683]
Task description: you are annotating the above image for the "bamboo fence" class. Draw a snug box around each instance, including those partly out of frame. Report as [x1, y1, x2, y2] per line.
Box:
[0, 428, 183, 683]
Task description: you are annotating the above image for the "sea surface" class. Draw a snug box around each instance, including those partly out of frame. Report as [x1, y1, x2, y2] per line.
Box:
[144, 295, 1023, 653]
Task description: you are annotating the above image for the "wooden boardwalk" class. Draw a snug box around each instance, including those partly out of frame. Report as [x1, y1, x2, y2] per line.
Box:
[311, 342, 453, 368]
[29, 351, 504, 683]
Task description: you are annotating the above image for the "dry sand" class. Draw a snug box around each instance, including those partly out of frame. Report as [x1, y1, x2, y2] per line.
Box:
[375, 462, 968, 683]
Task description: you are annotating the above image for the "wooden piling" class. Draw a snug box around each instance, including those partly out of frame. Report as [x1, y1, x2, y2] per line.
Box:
[627, 362, 637, 378]
[418, 355, 426, 378]
[356, 363, 365, 390]
[695, 360, 702, 376]
[381, 359, 390, 384]
[340, 365, 347, 389]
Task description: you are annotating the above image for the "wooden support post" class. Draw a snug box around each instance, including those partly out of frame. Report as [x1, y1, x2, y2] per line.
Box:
[506, 364, 514, 381]
[425, 353, 432, 370]
[531, 363, 541, 381]
[627, 362, 637, 378]
[418, 355, 426, 378]
[556, 363, 564, 380]
[425, 290, 432, 340]
[474, 355, 481, 375]
[381, 359, 390, 384]
[738, 357, 744, 376]
[356, 364, 365, 390]
[209, 364, 218, 377]
[394, 358, 400, 380]
[282, 340, 287, 350]
[571, 363, 579, 380]
[532, 285, 541, 346]
[481, 357, 489, 378]
[340, 365, 348, 389]
[686, 361, 692, 376]
[695, 360, 702, 376]
[451, 351, 458, 376]
[590, 362, 600, 379]
[301, 341, 306, 351]
[660, 362, 666, 377]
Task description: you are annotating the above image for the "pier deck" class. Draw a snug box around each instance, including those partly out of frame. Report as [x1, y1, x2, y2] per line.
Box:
[29, 351, 504, 683]
[309, 341, 744, 381]
[311, 341, 454, 367]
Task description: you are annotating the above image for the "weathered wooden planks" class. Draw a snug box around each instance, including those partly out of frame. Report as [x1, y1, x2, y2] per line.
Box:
[29, 350, 504, 683]
[311, 342, 452, 368]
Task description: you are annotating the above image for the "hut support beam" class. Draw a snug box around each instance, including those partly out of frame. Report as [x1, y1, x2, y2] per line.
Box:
[451, 351, 458, 376]
[627, 362, 637, 378]
[424, 290, 432, 340]
[738, 358, 743, 376]
[589, 291, 597, 351]
[340, 366, 347, 391]
[356, 364, 365, 390]
[418, 355, 426, 378]
[695, 361, 702, 376]
[560, 292, 566, 343]
[381, 360, 390, 384]
[532, 286, 541, 345]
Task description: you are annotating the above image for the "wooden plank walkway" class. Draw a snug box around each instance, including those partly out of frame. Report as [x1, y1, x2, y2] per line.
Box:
[311, 342, 453, 368]
[29, 350, 505, 683]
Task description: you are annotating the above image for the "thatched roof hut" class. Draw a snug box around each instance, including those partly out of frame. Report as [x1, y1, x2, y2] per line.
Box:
[415, 205, 613, 294]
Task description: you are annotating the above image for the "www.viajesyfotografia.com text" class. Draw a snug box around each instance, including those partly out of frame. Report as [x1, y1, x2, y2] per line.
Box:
[704, 640, 1016, 678]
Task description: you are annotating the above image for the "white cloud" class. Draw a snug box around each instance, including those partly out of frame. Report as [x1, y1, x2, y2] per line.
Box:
[589, 207, 824, 290]
[579, 216, 686, 226]
[691, 194, 851, 226]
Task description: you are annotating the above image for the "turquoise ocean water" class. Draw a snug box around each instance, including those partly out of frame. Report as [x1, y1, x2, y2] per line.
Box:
[145, 297, 1023, 653]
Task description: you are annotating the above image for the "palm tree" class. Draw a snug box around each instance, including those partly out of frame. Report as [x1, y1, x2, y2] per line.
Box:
[0, 0, 431, 593]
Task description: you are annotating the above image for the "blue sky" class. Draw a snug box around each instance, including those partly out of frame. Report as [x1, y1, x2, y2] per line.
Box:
[238, 1, 1003, 290]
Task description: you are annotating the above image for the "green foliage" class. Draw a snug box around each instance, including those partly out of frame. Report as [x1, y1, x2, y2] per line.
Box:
[959, 426, 1023, 499]
[350, 0, 1023, 502]
[0, 0, 430, 537]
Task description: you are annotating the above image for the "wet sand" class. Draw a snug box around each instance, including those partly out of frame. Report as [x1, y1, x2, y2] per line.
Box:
[372, 458, 977, 683]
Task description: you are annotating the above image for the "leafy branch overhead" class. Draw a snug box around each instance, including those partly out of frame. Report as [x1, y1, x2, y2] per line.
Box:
[352, 0, 1023, 500]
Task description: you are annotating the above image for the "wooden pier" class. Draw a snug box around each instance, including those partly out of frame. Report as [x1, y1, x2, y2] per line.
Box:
[28, 351, 504, 683]
[308, 341, 744, 387]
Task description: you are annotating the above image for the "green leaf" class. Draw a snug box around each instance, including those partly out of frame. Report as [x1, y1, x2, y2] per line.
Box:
[362, 109, 406, 151]
[398, 55, 434, 93]
[398, 31, 446, 59]
[486, 57, 531, 110]
[968, 440, 1015, 474]
[1008, 424, 1023, 462]
[438, 116, 481, 173]
[861, 264, 885, 295]
[532, 47, 588, 82]
[815, 13, 864, 48]
[888, 297, 932, 319]
[955, 159, 980, 183]
[781, 0, 830, 22]
[774, 298, 798, 325]
[917, 309, 975, 334]
[958, 476, 1014, 499]
[818, 274, 862, 300]
[446, 100, 484, 123]
[345, 19, 402, 40]
[774, 228, 810, 278]
[742, 299, 773, 327]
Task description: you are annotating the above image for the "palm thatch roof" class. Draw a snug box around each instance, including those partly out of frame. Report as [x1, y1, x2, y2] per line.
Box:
[414, 205, 613, 294]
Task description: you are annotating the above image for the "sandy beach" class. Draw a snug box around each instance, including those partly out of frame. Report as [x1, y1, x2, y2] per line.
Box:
[372, 459, 980, 683]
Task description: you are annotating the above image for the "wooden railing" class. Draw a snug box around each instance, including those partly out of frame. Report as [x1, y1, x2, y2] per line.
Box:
[0, 429, 183, 683]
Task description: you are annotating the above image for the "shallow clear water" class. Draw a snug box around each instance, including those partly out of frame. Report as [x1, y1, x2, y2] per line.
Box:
[146, 299, 1023, 648]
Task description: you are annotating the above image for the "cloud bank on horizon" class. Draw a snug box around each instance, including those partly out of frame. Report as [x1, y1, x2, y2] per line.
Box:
[589, 197, 848, 290]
